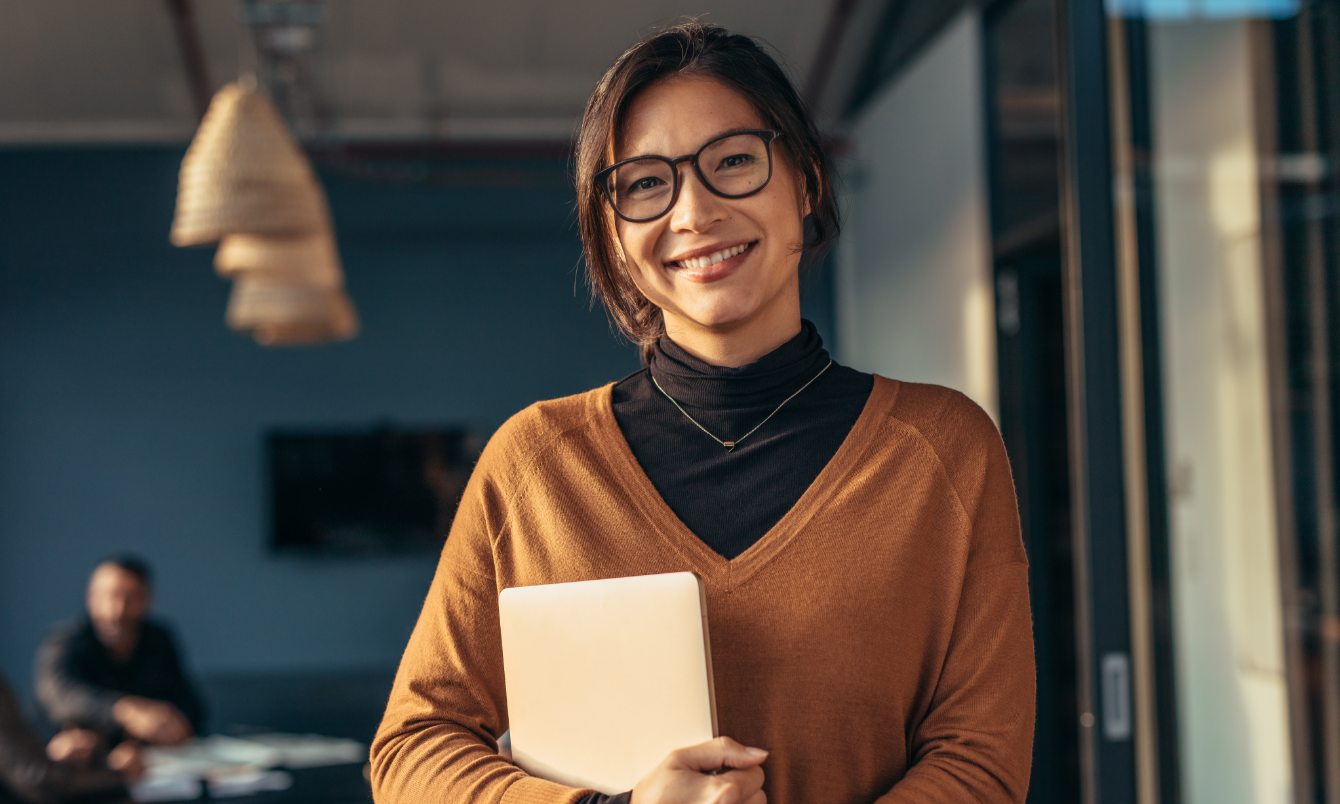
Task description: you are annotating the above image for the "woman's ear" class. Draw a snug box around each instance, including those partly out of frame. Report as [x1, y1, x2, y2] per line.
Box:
[802, 161, 821, 219]
[793, 166, 813, 220]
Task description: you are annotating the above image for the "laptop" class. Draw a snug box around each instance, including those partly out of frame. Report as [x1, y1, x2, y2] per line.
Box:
[498, 572, 718, 794]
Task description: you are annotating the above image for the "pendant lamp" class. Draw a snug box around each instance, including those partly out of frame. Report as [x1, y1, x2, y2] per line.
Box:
[171, 80, 360, 346]
[225, 274, 358, 342]
[217, 231, 358, 343]
[171, 83, 328, 246]
[214, 231, 341, 282]
[251, 294, 359, 346]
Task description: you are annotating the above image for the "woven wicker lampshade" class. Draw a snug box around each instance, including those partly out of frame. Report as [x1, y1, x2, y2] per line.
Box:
[252, 292, 359, 345]
[214, 231, 342, 284]
[170, 83, 328, 246]
[225, 274, 359, 344]
[216, 230, 358, 344]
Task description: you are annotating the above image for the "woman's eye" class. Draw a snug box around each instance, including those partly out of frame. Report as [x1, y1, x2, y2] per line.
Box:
[719, 154, 755, 170]
[626, 176, 665, 194]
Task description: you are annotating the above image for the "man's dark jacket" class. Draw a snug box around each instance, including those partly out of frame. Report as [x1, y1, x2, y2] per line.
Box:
[33, 618, 205, 738]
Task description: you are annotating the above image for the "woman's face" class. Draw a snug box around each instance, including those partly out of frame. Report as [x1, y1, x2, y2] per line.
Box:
[613, 76, 809, 340]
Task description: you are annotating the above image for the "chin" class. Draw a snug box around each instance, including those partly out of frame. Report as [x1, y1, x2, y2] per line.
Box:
[674, 303, 762, 331]
[94, 622, 128, 640]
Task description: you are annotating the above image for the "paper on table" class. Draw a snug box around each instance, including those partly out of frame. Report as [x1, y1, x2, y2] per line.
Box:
[128, 776, 202, 803]
[129, 732, 363, 801]
[143, 736, 283, 775]
[232, 733, 366, 768]
[205, 767, 294, 798]
[132, 737, 277, 803]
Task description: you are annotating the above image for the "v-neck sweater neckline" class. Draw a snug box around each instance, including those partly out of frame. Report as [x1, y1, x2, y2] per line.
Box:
[609, 320, 875, 560]
[594, 374, 898, 590]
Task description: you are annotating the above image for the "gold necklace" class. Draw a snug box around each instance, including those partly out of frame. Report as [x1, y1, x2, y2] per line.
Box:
[651, 359, 833, 452]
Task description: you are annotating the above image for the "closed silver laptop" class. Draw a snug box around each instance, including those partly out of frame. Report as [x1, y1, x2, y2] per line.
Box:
[498, 572, 718, 795]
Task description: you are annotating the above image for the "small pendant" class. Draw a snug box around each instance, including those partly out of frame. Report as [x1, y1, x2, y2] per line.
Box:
[723, 441, 736, 452]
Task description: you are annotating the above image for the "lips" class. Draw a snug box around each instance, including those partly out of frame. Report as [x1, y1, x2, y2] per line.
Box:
[666, 241, 756, 270]
[664, 241, 756, 284]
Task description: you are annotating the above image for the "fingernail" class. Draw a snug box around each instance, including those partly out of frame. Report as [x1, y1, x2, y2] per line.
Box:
[746, 747, 768, 756]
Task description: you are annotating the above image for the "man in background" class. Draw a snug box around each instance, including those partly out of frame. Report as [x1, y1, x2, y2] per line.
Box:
[34, 556, 204, 761]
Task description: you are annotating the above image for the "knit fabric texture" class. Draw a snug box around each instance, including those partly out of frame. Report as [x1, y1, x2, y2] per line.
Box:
[370, 376, 1036, 804]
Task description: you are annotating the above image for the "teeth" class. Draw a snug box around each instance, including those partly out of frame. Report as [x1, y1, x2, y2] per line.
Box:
[678, 243, 749, 270]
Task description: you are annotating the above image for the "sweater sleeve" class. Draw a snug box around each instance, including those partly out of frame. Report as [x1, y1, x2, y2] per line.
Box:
[369, 425, 597, 804]
[877, 393, 1036, 804]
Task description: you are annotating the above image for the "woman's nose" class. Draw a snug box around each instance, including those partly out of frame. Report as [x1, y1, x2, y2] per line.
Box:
[668, 167, 728, 232]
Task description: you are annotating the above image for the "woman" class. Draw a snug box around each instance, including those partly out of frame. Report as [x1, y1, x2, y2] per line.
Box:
[0, 674, 139, 804]
[372, 22, 1034, 804]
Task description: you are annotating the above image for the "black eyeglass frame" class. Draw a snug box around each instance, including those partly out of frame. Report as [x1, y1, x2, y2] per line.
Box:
[594, 129, 782, 223]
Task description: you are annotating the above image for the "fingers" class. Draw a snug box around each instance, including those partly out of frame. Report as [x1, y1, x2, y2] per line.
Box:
[124, 700, 190, 745]
[721, 742, 768, 770]
[714, 764, 765, 801]
[161, 709, 191, 745]
[158, 722, 189, 745]
[670, 736, 768, 773]
[47, 729, 100, 764]
[108, 742, 146, 783]
[634, 736, 768, 804]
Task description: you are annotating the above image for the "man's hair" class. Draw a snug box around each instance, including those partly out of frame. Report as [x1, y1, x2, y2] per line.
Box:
[97, 554, 153, 587]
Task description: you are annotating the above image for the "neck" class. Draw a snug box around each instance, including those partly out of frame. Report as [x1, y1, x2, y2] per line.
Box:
[99, 629, 140, 663]
[662, 300, 802, 368]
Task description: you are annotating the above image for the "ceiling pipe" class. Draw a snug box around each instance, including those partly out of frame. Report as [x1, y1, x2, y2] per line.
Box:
[164, 0, 213, 121]
[805, 0, 861, 109]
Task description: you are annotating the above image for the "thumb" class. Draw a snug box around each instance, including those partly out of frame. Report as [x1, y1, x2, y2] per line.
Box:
[671, 737, 769, 772]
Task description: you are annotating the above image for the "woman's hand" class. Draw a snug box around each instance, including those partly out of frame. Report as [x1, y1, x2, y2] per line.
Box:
[631, 736, 768, 804]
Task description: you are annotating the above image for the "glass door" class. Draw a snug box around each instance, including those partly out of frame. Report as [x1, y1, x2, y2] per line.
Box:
[1108, 0, 1340, 800]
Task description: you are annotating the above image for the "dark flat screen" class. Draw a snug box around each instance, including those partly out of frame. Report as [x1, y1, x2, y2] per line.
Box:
[268, 427, 481, 555]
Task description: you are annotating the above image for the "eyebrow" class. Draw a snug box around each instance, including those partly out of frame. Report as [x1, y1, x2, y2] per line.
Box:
[618, 126, 764, 162]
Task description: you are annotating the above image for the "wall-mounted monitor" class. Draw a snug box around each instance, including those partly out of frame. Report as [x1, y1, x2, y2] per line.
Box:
[267, 426, 482, 555]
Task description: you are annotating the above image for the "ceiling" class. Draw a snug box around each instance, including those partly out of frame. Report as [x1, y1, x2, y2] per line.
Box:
[0, 0, 846, 145]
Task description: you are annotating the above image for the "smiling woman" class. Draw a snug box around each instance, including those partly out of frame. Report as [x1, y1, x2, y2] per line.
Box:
[601, 81, 808, 370]
[371, 22, 1035, 804]
[576, 32, 838, 369]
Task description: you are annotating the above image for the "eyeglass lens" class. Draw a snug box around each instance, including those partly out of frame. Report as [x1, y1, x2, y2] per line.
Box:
[605, 133, 771, 221]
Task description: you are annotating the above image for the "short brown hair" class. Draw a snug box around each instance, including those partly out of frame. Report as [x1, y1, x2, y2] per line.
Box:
[575, 22, 840, 363]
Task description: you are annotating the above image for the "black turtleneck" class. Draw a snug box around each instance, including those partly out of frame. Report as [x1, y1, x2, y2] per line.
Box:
[573, 322, 873, 804]
[609, 320, 874, 560]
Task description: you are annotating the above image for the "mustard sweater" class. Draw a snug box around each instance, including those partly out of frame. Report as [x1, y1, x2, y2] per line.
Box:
[371, 376, 1035, 804]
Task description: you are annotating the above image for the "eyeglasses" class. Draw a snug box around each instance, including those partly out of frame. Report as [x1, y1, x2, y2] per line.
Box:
[594, 129, 781, 223]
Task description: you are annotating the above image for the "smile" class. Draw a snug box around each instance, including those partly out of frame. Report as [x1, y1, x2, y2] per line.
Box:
[666, 241, 756, 270]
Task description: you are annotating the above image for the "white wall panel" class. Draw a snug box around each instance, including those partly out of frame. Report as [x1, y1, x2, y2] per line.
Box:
[836, 11, 997, 420]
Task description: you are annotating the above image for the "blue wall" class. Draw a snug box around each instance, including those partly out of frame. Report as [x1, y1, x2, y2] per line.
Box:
[0, 146, 837, 711]
[0, 146, 642, 704]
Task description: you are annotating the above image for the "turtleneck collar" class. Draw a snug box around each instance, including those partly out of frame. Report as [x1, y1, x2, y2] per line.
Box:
[648, 320, 831, 410]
